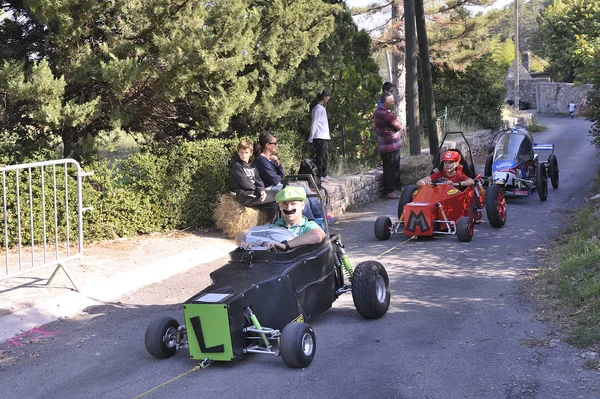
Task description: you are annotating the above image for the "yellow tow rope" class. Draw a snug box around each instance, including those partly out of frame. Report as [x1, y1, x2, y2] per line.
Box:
[133, 364, 203, 399]
[376, 235, 416, 258]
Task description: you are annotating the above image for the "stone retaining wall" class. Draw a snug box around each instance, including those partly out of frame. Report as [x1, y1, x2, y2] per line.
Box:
[536, 82, 593, 115]
[322, 171, 383, 217]
[322, 113, 535, 217]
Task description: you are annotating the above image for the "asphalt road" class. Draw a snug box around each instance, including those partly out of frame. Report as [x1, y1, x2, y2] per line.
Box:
[1, 115, 599, 399]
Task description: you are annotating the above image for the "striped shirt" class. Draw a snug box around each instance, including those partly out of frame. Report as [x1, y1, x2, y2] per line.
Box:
[374, 107, 402, 153]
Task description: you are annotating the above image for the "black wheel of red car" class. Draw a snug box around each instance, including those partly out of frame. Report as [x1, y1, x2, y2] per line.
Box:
[485, 184, 506, 228]
[456, 217, 473, 242]
[374, 216, 392, 241]
[280, 322, 316, 368]
[145, 317, 179, 358]
[536, 163, 548, 201]
[484, 153, 493, 178]
[352, 261, 391, 319]
[397, 184, 419, 219]
[548, 154, 559, 189]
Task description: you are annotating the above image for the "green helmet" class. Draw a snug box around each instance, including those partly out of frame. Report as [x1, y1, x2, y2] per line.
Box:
[275, 186, 307, 203]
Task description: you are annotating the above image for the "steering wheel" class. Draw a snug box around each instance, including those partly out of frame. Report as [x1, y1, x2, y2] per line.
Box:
[431, 177, 451, 186]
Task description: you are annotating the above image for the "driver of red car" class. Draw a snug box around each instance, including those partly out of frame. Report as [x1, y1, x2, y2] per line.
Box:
[416, 151, 475, 189]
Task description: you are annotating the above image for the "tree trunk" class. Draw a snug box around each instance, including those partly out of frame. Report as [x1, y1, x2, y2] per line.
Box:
[415, 0, 439, 157]
[61, 127, 81, 162]
[405, 0, 420, 156]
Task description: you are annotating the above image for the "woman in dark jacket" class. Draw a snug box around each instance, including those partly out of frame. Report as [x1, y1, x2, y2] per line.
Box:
[230, 140, 278, 222]
[253, 132, 284, 189]
[253, 132, 323, 222]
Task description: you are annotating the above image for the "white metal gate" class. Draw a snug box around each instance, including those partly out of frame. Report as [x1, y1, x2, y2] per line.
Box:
[1, 159, 92, 291]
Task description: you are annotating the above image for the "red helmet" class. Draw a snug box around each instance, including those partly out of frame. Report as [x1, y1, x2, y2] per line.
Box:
[441, 151, 461, 163]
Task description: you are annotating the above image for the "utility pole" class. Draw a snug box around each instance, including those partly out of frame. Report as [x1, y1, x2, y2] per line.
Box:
[385, 50, 392, 83]
[405, 0, 420, 155]
[415, 0, 439, 157]
[514, 0, 520, 112]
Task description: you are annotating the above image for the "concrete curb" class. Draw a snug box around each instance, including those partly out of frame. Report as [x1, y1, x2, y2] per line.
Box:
[0, 239, 235, 342]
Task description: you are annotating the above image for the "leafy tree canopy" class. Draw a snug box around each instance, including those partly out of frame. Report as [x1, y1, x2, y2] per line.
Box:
[0, 0, 340, 161]
[534, 0, 600, 83]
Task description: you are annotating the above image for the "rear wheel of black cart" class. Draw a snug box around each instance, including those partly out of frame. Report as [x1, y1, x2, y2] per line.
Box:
[398, 184, 419, 219]
[536, 163, 548, 201]
[456, 217, 473, 242]
[548, 155, 559, 189]
[352, 261, 391, 319]
[484, 154, 493, 178]
[280, 322, 316, 368]
[145, 317, 180, 358]
[374, 216, 392, 241]
[485, 184, 506, 227]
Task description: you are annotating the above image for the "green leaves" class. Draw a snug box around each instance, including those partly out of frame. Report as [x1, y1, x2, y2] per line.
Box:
[1, 0, 342, 160]
[535, 0, 600, 83]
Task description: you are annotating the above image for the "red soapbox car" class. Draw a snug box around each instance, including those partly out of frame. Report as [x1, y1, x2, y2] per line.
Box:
[374, 132, 507, 242]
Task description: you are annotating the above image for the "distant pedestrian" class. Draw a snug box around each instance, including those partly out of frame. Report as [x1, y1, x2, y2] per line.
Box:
[308, 87, 331, 183]
[374, 92, 404, 199]
[568, 101, 577, 118]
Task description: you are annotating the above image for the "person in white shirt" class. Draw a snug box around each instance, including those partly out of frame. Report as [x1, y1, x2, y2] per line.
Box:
[568, 101, 577, 119]
[308, 87, 332, 183]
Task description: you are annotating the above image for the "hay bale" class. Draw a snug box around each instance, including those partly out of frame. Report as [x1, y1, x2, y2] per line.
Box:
[400, 154, 433, 186]
[213, 193, 271, 238]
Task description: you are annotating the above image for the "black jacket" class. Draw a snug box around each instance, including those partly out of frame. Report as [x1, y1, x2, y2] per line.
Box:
[230, 159, 267, 206]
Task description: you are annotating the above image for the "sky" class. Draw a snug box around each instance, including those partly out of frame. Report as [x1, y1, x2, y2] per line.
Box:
[344, 0, 515, 8]
[344, 0, 516, 33]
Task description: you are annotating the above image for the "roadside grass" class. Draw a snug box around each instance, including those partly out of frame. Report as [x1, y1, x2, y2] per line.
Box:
[527, 120, 546, 133]
[527, 176, 600, 364]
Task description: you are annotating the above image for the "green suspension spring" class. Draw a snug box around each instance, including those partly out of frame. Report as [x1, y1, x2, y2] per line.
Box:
[338, 246, 353, 281]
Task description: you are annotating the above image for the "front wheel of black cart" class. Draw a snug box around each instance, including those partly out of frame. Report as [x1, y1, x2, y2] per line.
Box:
[374, 216, 392, 241]
[485, 184, 506, 227]
[536, 163, 548, 201]
[548, 154, 559, 189]
[280, 322, 316, 368]
[484, 154, 493, 178]
[398, 184, 419, 219]
[145, 317, 180, 358]
[352, 261, 391, 319]
[456, 217, 473, 242]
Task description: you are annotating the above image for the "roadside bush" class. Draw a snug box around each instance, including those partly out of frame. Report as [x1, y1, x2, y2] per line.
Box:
[0, 135, 310, 246]
[83, 138, 239, 240]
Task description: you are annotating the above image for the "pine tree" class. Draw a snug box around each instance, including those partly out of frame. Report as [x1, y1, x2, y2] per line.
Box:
[0, 0, 340, 161]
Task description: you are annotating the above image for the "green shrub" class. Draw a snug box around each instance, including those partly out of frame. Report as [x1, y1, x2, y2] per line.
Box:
[82, 138, 239, 240]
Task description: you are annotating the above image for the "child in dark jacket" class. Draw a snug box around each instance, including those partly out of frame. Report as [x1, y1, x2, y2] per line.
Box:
[230, 140, 278, 222]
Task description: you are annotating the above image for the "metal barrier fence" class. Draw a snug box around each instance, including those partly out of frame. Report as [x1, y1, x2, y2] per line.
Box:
[0, 159, 93, 291]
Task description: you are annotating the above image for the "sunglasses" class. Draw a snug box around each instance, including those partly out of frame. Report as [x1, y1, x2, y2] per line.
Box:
[268, 142, 278, 145]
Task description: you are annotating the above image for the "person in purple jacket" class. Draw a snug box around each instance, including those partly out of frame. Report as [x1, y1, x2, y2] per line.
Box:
[374, 92, 404, 199]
